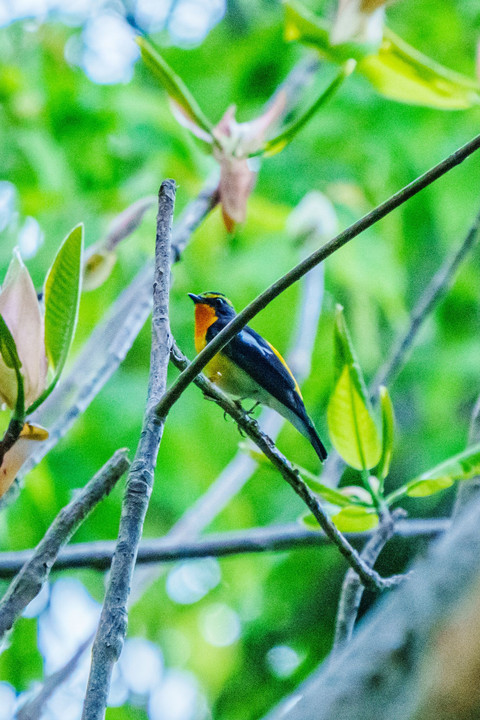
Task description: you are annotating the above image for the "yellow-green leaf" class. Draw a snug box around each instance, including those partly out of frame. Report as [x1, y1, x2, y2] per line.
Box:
[138, 37, 214, 139]
[328, 366, 382, 470]
[388, 442, 480, 504]
[406, 477, 454, 498]
[331, 506, 379, 532]
[28, 224, 84, 415]
[360, 29, 480, 109]
[328, 306, 381, 470]
[0, 313, 21, 371]
[377, 385, 395, 481]
[284, 0, 480, 109]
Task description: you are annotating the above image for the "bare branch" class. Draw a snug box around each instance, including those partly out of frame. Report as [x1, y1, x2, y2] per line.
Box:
[0, 519, 449, 578]
[333, 509, 406, 651]
[0, 449, 129, 642]
[81, 180, 175, 720]
[371, 204, 480, 395]
[154, 132, 480, 421]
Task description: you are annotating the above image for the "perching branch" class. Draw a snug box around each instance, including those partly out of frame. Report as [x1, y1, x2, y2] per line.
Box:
[0, 518, 449, 578]
[82, 180, 175, 720]
[333, 509, 405, 651]
[154, 132, 480, 421]
[131, 254, 326, 604]
[371, 203, 480, 395]
[0, 449, 129, 642]
[170, 343, 403, 592]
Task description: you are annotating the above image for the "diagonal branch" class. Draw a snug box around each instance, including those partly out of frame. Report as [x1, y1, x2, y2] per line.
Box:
[0, 519, 449, 578]
[0, 449, 129, 642]
[154, 132, 480, 421]
[371, 203, 480, 395]
[81, 180, 175, 720]
[170, 343, 403, 592]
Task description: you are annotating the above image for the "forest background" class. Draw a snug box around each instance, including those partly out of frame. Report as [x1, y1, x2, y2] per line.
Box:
[1, 0, 480, 719]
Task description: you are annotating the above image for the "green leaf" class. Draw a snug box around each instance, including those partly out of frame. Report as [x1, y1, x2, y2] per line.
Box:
[284, 0, 480, 109]
[0, 312, 24, 419]
[360, 29, 480, 109]
[377, 386, 395, 481]
[387, 442, 480, 503]
[406, 477, 454, 498]
[138, 37, 214, 139]
[304, 480, 363, 508]
[0, 313, 21, 371]
[262, 61, 354, 157]
[331, 506, 379, 532]
[28, 224, 83, 414]
[327, 306, 381, 470]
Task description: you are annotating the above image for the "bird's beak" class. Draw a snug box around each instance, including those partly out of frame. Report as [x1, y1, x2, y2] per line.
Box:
[188, 293, 202, 304]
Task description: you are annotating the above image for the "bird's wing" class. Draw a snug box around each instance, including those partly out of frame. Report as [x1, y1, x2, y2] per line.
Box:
[224, 326, 305, 418]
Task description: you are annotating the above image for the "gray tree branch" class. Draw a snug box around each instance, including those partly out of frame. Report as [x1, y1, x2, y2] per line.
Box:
[261, 495, 480, 720]
[81, 180, 175, 720]
[371, 204, 480, 395]
[0, 519, 448, 578]
[333, 509, 405, 651]
[0, 449, 129, 642]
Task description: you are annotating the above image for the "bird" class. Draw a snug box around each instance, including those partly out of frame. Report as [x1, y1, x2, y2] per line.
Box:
[188, 291, 327, 462]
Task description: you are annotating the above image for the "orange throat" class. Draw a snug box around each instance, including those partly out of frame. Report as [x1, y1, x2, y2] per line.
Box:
[194, 304, 218, 353]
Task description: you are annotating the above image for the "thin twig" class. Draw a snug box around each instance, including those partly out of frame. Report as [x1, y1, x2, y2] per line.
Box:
[170, 343, 403, 592]
[0, 449, 129, 642]
[81, 180, 175, 720]
[154, 132, 480, 421]
[371, 204, 480, 395]
[333, 509, 406, 652]
[0, 519, 449, 578]
[16, 633, 94, 720]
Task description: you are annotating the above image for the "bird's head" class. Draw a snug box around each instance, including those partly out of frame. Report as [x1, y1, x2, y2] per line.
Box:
[188, 292, 236, 319]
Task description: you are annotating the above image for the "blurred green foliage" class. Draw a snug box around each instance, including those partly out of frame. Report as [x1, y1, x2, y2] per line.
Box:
[1, 1, 480, 719]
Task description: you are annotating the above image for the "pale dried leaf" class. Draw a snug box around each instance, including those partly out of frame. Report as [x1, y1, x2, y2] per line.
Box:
[0, 249, 47, 408]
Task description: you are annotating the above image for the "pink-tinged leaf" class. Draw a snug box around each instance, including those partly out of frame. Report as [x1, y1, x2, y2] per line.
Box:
[236, 91, 287, 155]
[169, 99, 214, 145]
[0, 423, 48, 498]
[214, 105, 238, 141]
[216, 154, 257, 230]
[0, 249, 47, 409]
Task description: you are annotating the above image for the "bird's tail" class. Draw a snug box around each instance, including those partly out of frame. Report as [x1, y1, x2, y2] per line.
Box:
[305, 420, 328, 462]
[285, 405, 328, 462]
